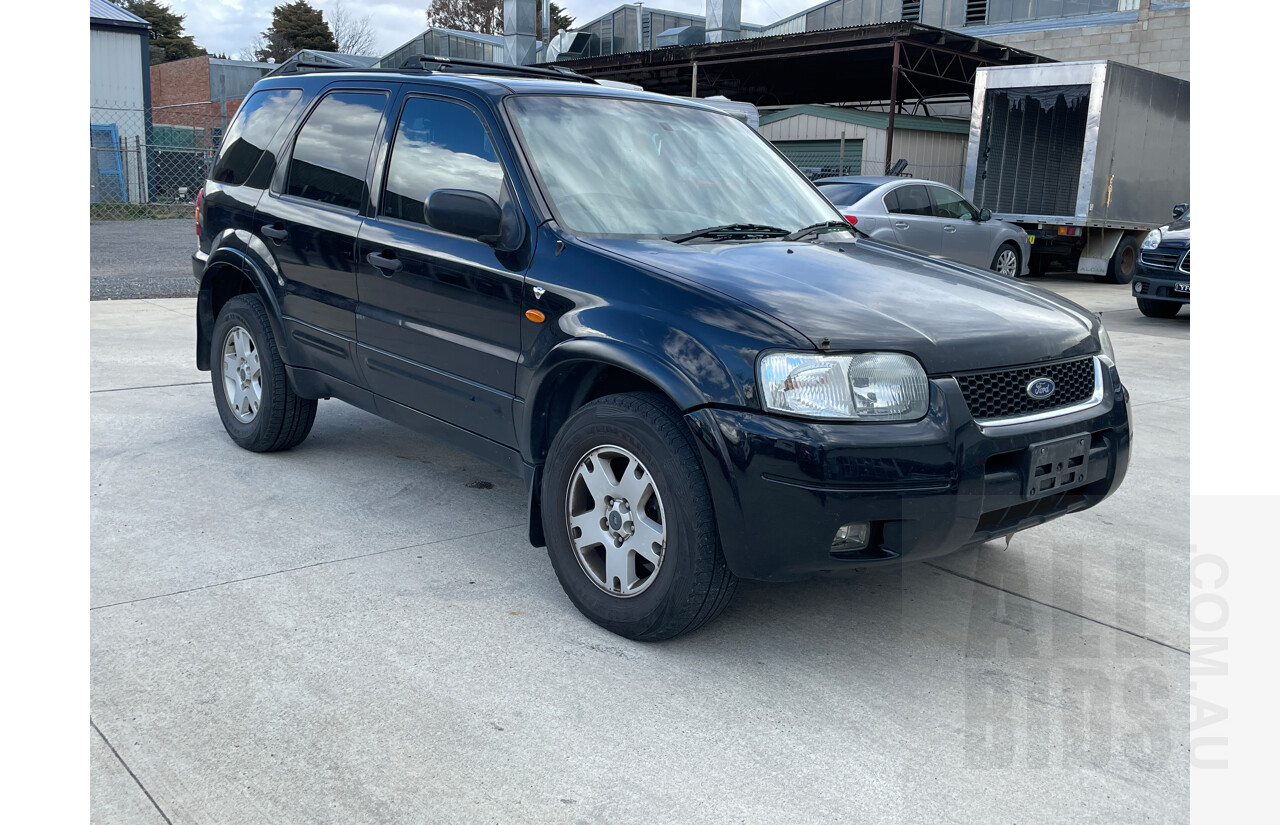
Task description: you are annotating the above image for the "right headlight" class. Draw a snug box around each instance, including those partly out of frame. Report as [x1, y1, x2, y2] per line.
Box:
[758, 351, 930, 421]
[1141, 229, 1163, 250]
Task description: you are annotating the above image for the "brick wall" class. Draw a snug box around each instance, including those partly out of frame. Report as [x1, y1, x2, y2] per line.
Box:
[984, 4, 1190, 80]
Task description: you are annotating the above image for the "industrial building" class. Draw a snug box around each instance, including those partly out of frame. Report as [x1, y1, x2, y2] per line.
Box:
[90, 0, 152, 204]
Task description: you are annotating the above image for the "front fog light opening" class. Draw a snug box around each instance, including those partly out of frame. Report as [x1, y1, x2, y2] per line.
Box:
[831, 521, 870, 551]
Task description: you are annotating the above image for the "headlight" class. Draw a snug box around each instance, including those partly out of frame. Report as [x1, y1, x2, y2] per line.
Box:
[1097, 322, 1117, 366]
[758, 351, 929, 421]
[1141, 229, 1162, 250]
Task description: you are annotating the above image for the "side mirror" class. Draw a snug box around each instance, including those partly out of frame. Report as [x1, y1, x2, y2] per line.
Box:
[425, 189, 523, 251]
[1172, 203, 1188, 219]
[977, 208, 992, 223]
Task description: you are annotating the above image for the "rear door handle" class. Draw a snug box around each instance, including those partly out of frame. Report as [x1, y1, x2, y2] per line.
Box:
[260, 223, 288, 241]
[894, 221, 909, 230]
[366, 251, 403, 274]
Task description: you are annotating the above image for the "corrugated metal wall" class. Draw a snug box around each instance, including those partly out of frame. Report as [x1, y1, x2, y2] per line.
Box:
[91, 28, 148, 203]
[760, 113, 969, 188]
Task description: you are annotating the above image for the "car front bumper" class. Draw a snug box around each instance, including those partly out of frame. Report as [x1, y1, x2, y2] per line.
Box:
[684, 363, 1130, 581]
[1133, 265, 1189, 305]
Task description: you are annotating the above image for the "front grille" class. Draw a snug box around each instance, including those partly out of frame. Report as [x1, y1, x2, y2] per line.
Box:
[954, 357, 1097, 422]
[1141, 250, 1181, 269]
[1179, 251, 1190, 274]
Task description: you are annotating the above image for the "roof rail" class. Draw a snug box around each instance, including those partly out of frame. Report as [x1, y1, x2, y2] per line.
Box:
[403, 55, 598, 84]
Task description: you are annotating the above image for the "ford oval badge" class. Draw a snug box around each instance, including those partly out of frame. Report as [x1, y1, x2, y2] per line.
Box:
[1027, 378, 1056, 400]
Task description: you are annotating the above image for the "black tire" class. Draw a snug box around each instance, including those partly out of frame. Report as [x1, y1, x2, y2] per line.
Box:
[990, 243, 1021, 277]
[1098, 235, 1140, 284]
[210, 294, 317, 452]
[1137, 297, 1182, 318]
[541, 392, 737, 641]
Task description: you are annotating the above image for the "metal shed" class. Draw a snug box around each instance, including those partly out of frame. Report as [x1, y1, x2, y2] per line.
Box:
[90, 0, 151, 204]
[760, 105, 970, 187]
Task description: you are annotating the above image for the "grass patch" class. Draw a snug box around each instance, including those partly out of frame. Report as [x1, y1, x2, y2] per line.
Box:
[90, 203, 193, 221]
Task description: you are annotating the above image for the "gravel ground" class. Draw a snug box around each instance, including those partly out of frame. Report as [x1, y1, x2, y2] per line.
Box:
[90, 219, 198, 300]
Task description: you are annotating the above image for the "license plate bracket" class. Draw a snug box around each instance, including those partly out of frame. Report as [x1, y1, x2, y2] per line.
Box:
[1023, 434, 1091, 500]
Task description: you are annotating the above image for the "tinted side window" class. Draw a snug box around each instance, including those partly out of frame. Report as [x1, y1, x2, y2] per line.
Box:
[882, 188, 900, 213]
[287, 91, 388, 210]
[930, 186, 976, 220]
[892, 185, 933, 216]
[382, 97, 505, 225]
[210, 88, 302, 186]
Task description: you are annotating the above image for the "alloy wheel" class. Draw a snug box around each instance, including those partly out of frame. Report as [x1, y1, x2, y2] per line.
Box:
[221, 325, 262, 423]
[565, 444, 667, 597]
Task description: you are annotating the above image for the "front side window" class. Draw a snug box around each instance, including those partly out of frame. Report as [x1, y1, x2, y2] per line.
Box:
[890, 184, 933, 216]
[930, 186, 977, 220]
[506, 95, 842, 236]
[286, 91, 388, 210]
[381, 97, 506, 225]
[210, 88, 302, 187]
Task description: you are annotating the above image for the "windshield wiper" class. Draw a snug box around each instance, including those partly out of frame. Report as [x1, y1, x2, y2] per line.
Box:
[663, 224, 790, 244]
[784, 220, 856, 242]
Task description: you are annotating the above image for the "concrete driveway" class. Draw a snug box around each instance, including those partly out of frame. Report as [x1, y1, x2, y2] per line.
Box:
[90, 282, 1189, 824]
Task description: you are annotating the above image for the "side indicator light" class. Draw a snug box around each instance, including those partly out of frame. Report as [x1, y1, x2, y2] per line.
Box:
[525, 309, 546, 323]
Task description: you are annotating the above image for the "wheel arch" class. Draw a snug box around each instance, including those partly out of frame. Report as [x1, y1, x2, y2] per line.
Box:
[522, 341, 715, 547]
[196, 249, 287, 371]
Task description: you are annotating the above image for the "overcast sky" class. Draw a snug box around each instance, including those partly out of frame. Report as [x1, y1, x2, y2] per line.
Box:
[163, 0, 823, 59]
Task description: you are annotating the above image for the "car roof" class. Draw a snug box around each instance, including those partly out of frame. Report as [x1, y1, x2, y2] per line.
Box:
[253, 69, 721, 111]
[813, 176, 906, 185]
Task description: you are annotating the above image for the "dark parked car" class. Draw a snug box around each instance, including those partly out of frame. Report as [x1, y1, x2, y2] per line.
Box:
[193, 58, 1131, 640]
[1132, 205, 1190, 318]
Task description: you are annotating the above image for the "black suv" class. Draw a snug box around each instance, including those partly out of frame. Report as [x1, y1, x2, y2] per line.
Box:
[194, 58, 1131, 640]
[1133, 205, 1190, 318]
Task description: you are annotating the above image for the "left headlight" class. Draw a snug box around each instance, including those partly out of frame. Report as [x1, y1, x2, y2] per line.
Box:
[758, 351, 930, 421]
[1141, 229, 1162, 250]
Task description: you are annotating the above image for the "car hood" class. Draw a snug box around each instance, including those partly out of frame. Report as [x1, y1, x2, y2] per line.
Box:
[581, 237, 1099, 374]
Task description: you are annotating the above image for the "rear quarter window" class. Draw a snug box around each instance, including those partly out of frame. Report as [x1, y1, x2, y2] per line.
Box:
[209, 88, 302, 187]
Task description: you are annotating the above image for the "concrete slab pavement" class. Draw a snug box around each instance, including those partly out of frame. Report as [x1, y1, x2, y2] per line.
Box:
[91, 286, 1190, 824]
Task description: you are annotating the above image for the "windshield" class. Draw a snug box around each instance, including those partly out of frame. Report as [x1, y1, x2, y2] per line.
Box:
[506, 95, 845, 237]
[814, 182, 878, 207]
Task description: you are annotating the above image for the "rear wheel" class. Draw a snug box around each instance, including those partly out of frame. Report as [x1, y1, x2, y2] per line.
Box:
[211, 294, 317, 452]
[1098, 235, 1140, 284]
[1137, 297, 1182, 318]
[542, 392, 737, 641]
[990, 243, 1021, 277]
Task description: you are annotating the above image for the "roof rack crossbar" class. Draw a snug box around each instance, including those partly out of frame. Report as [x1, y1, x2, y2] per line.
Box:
[405, 54, 597, 84]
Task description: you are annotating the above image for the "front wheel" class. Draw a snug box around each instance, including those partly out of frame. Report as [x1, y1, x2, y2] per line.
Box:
[541, 393, 737, 641]
[990, 243, 1021, 277]
[211, 294, 317, 452]
[1137, 297, 1182, 318]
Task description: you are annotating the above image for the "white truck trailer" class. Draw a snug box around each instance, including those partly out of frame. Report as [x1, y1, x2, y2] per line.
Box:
[962, 61, 1189, 283]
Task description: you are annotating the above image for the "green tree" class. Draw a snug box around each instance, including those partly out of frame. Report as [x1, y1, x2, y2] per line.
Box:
[115, 0, 205, 64]
[256, 1, 338, 63]
[425, 0, 574, 38]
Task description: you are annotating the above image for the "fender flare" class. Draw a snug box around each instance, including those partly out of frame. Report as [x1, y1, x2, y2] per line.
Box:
[195, 247, 289, 371]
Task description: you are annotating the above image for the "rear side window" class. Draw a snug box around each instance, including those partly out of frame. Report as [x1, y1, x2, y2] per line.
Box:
[890, 184, 933, 216]
[210, 88, 302, 186]
[286, 91, 388, 210]
[381, 97, 506, 225]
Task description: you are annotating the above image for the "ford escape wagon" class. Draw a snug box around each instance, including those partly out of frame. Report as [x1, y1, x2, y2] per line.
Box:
[193, 57, 1131, 641]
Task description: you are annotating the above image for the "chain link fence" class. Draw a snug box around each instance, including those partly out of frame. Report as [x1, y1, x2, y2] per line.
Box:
[91, 105, 226, 221]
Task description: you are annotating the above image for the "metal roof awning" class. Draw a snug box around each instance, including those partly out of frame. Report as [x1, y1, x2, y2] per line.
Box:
[547, 21, 1051, 107]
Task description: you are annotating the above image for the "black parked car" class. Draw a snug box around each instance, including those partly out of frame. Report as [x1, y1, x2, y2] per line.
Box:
[193, 57, 1131, 640]
[1132, 205, 1190, 318]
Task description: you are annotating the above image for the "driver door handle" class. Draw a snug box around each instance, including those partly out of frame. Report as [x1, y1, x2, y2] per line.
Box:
[366, 250, 403, 275]
[943, 225, 957, 233]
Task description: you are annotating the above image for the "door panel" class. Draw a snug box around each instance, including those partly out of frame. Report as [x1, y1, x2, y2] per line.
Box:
[885, 184, 941, 255]
[355, 95, 524, 447]
[254, 88, 390, 387]
[929, 184, 990, 268]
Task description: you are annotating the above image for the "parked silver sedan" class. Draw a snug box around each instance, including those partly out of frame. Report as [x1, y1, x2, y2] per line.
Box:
[815, 176, 1030, 277]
